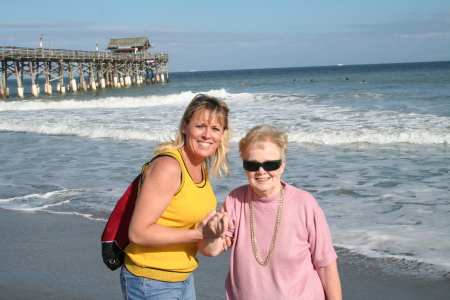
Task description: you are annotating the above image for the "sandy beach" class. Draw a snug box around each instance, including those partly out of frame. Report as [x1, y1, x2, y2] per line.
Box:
[1, 208, 449, 300]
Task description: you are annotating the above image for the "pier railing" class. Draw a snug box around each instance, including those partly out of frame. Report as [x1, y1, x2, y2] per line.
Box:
[0, 46, 169, 63]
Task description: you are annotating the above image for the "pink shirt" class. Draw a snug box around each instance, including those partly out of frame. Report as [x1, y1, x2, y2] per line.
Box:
[224, 182, 337, 300]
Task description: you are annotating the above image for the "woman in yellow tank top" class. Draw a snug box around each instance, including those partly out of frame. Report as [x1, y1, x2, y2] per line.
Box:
[121, 94, 232, 300]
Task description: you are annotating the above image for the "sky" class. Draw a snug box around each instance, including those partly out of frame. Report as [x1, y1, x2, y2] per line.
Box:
[1, 0, 449, 72]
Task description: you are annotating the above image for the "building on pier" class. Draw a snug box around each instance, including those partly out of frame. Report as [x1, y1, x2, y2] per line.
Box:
[0, 37, 169, 99]
[107, 37, 152, 54]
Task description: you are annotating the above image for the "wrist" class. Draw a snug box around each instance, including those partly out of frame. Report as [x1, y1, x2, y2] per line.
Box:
[193, 227, 204, 241]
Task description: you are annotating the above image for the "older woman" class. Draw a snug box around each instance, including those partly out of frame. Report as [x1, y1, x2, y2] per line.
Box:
[122, 94, 231, 300]
[201, 124, 342, 300]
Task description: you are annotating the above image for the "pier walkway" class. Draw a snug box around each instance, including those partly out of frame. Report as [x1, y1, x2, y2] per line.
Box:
[0, 46, 169, 99]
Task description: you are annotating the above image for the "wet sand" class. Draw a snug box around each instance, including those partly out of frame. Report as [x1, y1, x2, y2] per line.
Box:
[0, 208, 449, 299]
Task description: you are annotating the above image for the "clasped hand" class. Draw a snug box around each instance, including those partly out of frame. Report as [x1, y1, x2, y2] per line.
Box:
[197, 210, 234, 251]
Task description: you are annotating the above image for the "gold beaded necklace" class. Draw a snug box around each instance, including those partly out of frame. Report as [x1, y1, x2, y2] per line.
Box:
[249, 186, 284, 267]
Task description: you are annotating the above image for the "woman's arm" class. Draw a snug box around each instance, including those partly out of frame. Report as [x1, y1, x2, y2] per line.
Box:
[128, 156, 218, 246]
[316, 260, 342, 300]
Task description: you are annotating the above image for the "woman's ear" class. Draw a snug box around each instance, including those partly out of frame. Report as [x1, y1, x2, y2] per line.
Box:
[279, 159, 287, 174]
[181, 120, 187, 134]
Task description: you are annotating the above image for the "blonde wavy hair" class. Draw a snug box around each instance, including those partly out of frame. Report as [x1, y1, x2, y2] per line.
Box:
[154, 94, 230, 178]
[239, 124, 288, 160]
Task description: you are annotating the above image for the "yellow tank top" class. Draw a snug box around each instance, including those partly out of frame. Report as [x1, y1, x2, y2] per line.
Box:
[124, 149, 217, 282]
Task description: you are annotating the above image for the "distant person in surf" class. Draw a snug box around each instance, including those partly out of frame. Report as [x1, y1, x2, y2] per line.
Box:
[200, 125, 342, 300]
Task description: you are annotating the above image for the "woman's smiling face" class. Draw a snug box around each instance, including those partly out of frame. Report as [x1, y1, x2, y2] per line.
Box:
[182, 109, 224, 163]
[243, 141, 286, 198]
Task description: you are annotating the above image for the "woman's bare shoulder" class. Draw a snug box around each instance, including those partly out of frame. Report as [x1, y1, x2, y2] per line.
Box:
[143, 155, 180, 181]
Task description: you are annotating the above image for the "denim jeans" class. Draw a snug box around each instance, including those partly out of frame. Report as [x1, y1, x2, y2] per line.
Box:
[120, 265, 196, 300]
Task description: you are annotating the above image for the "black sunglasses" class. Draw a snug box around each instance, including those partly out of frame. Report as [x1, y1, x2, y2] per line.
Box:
[243, 159, 283, 172]
[194, 94, 206, 101]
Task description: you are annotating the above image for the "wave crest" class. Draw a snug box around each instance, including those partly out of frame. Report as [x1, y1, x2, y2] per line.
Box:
[0, 89, 232, 111]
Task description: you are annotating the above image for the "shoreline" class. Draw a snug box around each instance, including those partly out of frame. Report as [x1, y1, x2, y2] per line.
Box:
[1, 208, 449, 299]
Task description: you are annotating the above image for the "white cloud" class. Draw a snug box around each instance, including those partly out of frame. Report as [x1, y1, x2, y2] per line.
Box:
[397, 32, 445, 39]
[0, 21, 93, 28]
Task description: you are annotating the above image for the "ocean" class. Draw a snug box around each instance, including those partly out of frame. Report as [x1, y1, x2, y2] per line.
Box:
[1, 61, 449, 279]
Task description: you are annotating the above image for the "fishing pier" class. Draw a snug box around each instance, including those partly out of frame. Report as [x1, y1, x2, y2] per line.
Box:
[0, 37, 169, 99]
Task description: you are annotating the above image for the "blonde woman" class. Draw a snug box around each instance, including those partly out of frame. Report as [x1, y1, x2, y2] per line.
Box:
[121, 94, 231, 300]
